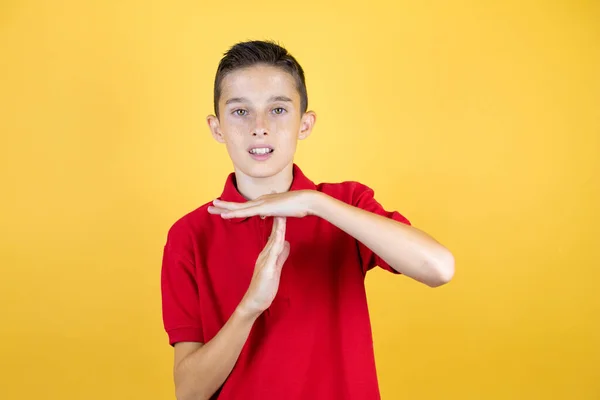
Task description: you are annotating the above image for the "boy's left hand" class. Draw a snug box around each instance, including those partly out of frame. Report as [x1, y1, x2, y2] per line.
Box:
[208, 190, 318, 219]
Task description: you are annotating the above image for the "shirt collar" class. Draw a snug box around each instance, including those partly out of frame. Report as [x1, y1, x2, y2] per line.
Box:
[218, 163, 316, 223]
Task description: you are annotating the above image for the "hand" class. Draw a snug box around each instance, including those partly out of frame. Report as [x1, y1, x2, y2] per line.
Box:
[238, 217, 291, 317]
[208, 190, 318, 219]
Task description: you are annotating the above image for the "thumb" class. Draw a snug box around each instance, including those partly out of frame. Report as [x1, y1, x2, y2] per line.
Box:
[275, 241, 291, 271]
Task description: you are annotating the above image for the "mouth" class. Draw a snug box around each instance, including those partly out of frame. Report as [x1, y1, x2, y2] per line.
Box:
[248, 145, 275, 161]
[248, 147, 274, 155]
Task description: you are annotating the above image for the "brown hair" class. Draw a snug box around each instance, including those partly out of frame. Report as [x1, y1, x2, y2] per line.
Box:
[213, 40, 308, 117]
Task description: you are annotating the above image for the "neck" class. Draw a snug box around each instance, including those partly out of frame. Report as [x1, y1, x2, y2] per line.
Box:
[234, 162, 294, 200]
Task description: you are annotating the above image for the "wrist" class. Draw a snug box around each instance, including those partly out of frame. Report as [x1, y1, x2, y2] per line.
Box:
[306, 191, 331, 218]
[235, 299, 263, 322]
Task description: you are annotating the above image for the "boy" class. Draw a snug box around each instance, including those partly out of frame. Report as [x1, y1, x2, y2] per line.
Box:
[161, 40, 454, 400]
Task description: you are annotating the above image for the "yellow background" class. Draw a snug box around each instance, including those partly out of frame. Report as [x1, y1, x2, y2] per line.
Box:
[1, 0, 598, 398]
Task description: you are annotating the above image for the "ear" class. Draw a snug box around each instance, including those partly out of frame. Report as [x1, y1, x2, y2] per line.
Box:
[207, 115, 225, 143]
[298, 111, 316, 140]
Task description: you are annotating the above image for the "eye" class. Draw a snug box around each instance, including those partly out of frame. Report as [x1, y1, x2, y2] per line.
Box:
[233, 109, 248, 116]
[272, 107, 286, 115]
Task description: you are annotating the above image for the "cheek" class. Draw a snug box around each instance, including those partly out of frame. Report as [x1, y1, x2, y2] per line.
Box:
[221, 121, 249, 142]
[274, 115, 300, 134]
[224, 139, 247, 161]
[222, 118, 248, 133]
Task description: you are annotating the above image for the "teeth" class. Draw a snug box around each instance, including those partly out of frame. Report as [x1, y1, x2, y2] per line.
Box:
[250, 148, 272, 155]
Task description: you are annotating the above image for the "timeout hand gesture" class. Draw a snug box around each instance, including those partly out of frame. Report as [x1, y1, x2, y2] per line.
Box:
[239, 217, 291, 316]
[208, 191, 315, 220]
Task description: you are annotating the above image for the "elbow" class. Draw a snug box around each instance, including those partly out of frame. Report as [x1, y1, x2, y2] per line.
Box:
[175, 384, 194, 400]
[175, 376, 209, 400]
[176, 387, 208, 400]
[425, 249, 455, 288]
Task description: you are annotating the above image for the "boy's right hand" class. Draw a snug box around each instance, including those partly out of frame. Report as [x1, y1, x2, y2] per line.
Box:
[238, 217, 290, 318]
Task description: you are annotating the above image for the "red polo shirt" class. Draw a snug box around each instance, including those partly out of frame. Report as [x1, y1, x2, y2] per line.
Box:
[161, 164, 410, 399]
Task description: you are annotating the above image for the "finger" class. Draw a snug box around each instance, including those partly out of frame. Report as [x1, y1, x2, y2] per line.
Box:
[263, 233, 282, 268]
[266, 221, 285, 264]
[221, 205, 267, 219]
[207, 206, 229, 215]
[272, 218, 287, 255]
[261, 217, 281, 254]
[266, 216, 284, 243]
[213, 198, 265, 211]
[276, 217, 286, 238]
[275, 241, 291, 271]
[259, 218, 287, 269]
[274, 216, 285, 230]
[267, 216, 281, 245]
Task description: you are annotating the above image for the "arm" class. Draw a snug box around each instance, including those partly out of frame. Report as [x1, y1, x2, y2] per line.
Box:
[173, 308, 257, 400]
[310, 192, 454, 287]
[170, 217, 290, 400]
[210, 191, 454, 288]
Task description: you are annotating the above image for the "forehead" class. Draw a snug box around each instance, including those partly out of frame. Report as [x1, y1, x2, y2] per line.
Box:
[220, 64, 299, 103]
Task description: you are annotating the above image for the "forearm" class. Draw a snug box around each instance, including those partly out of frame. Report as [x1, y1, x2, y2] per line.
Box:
[310, 193, 454, 286]
[174, 306, 259, 400]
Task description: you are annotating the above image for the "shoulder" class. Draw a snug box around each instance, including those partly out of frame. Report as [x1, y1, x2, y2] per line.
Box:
[164, 200, 215, 253]
[316, 179, 409, 225]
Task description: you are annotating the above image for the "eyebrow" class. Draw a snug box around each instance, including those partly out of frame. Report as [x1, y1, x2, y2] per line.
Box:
[224, 96, 294, 105]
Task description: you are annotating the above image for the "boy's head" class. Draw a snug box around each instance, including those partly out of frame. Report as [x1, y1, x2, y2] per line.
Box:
[207, 40, 316, 180]
[212, 40, 308, 117]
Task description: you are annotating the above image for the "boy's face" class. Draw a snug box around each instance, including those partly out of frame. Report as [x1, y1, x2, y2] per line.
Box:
[207, 64, 315, 179]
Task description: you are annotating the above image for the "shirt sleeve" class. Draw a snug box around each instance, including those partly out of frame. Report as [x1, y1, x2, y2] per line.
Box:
[161, 221, 205, 346]
[352, 182, 411, 274]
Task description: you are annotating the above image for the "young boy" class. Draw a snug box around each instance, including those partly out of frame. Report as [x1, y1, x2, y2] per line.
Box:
[161, 40, 454, 400]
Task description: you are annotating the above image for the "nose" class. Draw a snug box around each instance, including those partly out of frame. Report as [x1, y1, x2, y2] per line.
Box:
[252, 115, 268, 136]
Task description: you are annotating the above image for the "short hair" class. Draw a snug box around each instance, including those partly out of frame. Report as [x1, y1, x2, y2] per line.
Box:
[213, 40, 308, 117]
